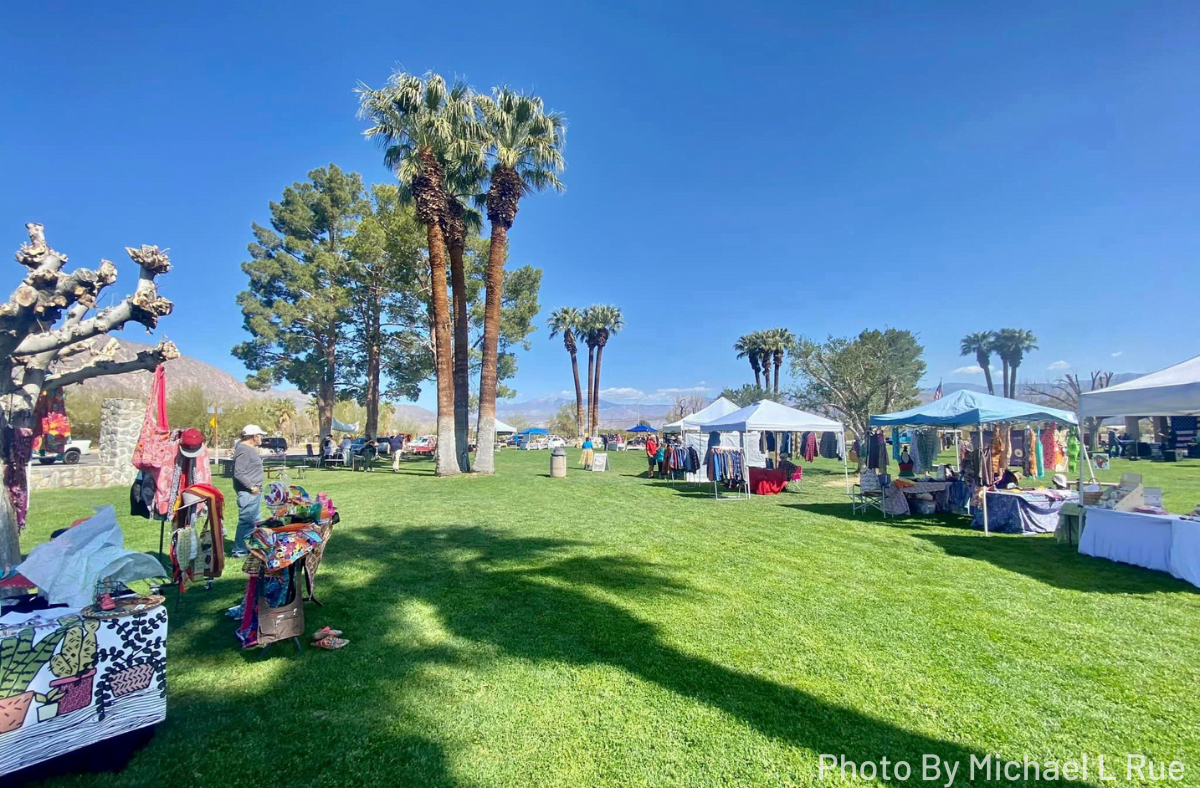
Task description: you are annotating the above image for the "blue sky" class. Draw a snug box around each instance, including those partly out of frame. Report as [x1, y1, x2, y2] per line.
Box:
[3, 2, 1198, 408]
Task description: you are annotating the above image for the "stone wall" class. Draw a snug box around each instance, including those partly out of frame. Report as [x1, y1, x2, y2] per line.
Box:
[29, 397, 143, 492]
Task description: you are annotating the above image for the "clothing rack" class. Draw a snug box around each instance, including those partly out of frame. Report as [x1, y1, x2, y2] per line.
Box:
[706, 447, 750, 501]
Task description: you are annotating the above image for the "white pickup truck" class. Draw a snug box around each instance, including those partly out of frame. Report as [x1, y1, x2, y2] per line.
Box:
[33, 439, 91, 465]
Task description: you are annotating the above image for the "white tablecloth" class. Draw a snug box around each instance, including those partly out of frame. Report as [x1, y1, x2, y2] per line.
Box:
[1078, 508, 1200, 587]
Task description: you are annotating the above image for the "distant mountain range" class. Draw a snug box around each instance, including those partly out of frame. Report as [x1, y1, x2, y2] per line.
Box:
[496, 396, 671, 428]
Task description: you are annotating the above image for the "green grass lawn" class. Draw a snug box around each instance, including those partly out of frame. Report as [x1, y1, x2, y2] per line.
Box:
[17, 450, 1200, 787]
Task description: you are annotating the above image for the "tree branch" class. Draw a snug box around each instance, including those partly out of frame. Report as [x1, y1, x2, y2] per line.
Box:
[44, 340, 179, 390]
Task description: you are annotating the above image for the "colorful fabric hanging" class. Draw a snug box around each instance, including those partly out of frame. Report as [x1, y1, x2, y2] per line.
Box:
[802, 432, 818, 463]
[1034, 429, 1044, 478]
[1068, 429, 1080, 475]
[892, 428, 901, 460]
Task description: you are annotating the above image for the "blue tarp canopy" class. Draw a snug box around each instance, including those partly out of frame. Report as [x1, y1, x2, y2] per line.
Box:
[627, 424, 658, 433]
[518, 427, 549, 436]
[869, 389, 1078, 428]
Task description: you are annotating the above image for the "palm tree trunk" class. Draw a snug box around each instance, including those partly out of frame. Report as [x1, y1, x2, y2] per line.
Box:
[978, 352, 995, 395]
[592, 345, 605, 434]
[752, 364, 761, 389]
[773, 358, 782, 395]
[426, 221, 459, 476]
[762, 363, 771, 395]
[1011, 364, 1019, 400]
[1000, 360, 1010, 398]
[586, 345, 595, 437]
[449, 238, 471, 472]
[570, 350, 584, 440]
[473, 222, 508, 474]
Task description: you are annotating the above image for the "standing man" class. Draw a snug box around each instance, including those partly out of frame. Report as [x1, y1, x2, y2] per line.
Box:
[231, 424, 267, 557]
[645, 434, 659, 478]
[390, 433, 405, 472]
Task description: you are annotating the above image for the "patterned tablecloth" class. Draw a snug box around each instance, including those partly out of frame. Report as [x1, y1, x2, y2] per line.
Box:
[0, 604, 167, 776]
[971, 490, 1077, 534]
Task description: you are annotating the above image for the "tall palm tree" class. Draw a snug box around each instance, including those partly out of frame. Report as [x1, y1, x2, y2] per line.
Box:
[472, 87, 566, 474]
[766, 327, 795, 395]
[359, 70, 473, 476]
[589, 305, 624, 434]
[547, 307, 585, 439]
[997, 328, 1038, 399]
[580, 305, 602, 435]
[734, 333, 763, 388]
[443, 160, 487, 472]
[959, 331, 997, 395]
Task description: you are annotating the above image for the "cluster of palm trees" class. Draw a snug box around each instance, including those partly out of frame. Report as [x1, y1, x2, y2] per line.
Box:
[547, 305, 624, 438]
[733, 329, 794, 395]
[358, 70, 565, 476]
[959, 329, 1039, 398]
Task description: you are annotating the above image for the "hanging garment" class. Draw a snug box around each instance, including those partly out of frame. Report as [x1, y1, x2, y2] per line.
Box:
[802, 432, 818, 463]
[3, 425, 33, 530]
[819, 432, 839, 460]
[171, 483, 226, 591]
[1056, 429, 1069, 471]
[1034, 429, 1044, 478]
[909, 432, 924, 475]
[130, 471, 155, 518]
[892, 428, 901, 461]
[31, 389, 70, 455]
[1067, 429, 1080, 475]
[990, 430, 1006, 478]
[921, 430, 941, 472]
[1041, 427, 1058, 472]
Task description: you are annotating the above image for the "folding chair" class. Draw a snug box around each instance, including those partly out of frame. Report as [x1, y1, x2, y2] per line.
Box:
[851, 468, 889, 517]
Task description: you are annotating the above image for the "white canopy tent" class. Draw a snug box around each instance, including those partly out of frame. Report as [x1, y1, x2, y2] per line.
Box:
[701, 400, 849, 495]
[493, 418, 518, 435]
[1079, 354, 1200, 420]
[662, 397, 740, 432]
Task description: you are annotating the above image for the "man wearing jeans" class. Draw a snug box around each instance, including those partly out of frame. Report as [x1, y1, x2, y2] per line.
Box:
[231, 424, 266, 557]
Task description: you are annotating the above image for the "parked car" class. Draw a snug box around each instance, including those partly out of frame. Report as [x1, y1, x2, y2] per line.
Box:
[548, 436, 566, 449]
[408, 436, 437, 455]
[261, 436, 288, 454]
[34, 439, 91, 466]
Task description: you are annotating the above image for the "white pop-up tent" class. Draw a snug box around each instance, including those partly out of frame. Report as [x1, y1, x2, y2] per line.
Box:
[1079, 354, 1200, 420]
[662, 397, 740, 432]
[662, 397, 751, 483]
[493, 418, 518, 435]
[701, 400, 849, 495]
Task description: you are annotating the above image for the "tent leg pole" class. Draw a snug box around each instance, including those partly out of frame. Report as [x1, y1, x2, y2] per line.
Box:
[842, 428, 850, 494]
[982, 485, 989, 536]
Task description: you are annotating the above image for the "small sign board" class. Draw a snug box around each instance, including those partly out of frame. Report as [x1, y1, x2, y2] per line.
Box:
[591, 452, 608, 472]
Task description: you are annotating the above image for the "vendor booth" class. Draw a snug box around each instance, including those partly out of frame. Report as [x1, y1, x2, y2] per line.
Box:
[700, 400, 847, 499]
[869, 390, 1080, 533]
[1077, 354, 1200, 588]
[661, 397, 743, 484]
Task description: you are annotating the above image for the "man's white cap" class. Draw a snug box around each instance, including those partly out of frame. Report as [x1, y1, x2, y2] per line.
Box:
[241, 424, 268, 437]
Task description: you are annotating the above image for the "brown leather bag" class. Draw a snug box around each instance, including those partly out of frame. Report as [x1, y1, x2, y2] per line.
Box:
[256, 563, 305, 645]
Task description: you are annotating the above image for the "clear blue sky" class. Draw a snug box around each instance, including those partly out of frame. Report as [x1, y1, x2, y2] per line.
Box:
[3, 2, 1198, 409]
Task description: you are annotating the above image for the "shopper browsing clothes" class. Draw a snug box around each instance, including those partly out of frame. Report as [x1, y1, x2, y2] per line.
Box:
[580, 436, 595, 470]
[231, 424, 267, 557]
[645, 434, 659, 478]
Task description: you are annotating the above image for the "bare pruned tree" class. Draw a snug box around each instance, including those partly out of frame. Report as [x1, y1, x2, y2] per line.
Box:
[1, 223, 178, 570]
[1024, 370, 1114, 450]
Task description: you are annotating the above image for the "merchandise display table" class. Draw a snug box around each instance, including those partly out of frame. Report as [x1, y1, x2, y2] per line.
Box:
[1079, 508, 1200, 587]
[971, 490, 1077, 534]
[884, 479, 951, 516]
[748, 467, 790, 495]
[0, 602, 168, 776]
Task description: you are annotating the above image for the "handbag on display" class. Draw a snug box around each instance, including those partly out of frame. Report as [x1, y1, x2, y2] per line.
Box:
[132, 365, 174, 472]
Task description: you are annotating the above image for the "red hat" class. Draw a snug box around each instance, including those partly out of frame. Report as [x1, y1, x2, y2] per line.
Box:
[179, 428, 206, 458]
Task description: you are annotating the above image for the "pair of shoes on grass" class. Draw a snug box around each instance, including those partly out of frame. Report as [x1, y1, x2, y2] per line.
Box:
[312, 626, 349, 650]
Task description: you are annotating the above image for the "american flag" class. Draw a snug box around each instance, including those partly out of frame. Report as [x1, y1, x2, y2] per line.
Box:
[933, 380, 943, 400]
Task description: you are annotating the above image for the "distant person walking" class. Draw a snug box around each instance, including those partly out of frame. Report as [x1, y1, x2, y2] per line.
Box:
[580, 436, 595, 470]
[232, 424, 267, 557]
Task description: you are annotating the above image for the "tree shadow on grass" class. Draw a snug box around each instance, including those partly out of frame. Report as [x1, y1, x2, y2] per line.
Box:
[184, 523, 1100, 787]
[913, 531, 1199, 595]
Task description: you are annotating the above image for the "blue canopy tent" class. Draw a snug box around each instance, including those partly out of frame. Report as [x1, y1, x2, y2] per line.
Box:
[869, 389, 1077, 429]
[518, 427, 549, 435]
[627, 424, 658, 433]
[868, 390, 1078, 535]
